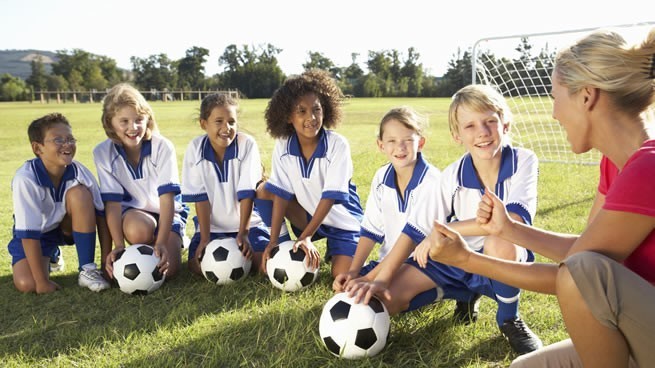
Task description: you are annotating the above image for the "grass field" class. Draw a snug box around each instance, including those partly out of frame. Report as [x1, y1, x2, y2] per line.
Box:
[0, 98, 598, 367]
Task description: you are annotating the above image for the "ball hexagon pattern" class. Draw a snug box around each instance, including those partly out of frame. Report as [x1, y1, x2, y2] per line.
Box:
[319, 292, 390, 359]
[112, 244, 165, 295]
[266, 240, 318, 292]
[200, 238, 252, 285]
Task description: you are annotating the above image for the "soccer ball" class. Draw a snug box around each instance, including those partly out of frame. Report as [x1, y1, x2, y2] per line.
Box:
[319, 292, 390, 359]
[112, 244, 165, 295]
[200, 238, 252, 285]
[266, 240, 318, 292]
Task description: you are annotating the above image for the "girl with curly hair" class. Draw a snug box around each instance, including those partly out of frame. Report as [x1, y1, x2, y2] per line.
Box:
[257, 69, 363, 280]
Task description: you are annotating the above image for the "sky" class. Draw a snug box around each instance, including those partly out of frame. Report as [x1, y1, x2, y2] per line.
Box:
[1, 0, 652, 77]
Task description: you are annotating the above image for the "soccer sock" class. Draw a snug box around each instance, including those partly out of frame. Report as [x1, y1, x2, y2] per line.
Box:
[404, 288, 438, 312]
[73, 231, 96, 270]
[491, 279, 520, 326]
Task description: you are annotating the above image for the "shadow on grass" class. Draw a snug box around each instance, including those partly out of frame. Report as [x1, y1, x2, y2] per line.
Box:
[0, 265, 516, 367]
[535, 195, 595, 217]
[0, 262, 325, 362]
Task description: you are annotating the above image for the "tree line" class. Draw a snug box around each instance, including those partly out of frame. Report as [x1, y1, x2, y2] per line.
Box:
[0, 39, 555, 101]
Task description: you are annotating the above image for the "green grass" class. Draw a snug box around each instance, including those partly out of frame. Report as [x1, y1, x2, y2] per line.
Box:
[0, 99, 598, 367]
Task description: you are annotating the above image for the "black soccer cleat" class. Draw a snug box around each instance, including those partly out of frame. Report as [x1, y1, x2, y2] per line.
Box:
[453, 293, 482, 325]
[500, 317, 543, 355]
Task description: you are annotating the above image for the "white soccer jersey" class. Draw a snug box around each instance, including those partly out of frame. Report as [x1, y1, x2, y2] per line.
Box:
[265, 129, 363, 231]
[93, 134, 185, 215]
[360, 154, 442, 260]
[11, 158, 104, 239]
[181, 133, 266, 233]
[441, 145, 538, 251]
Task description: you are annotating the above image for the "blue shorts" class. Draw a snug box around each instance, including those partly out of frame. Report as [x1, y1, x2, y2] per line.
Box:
[290, 213, 358, 259]
[360, 253, 508, 303]
[7, 227, 64, 266]
[187, 217, 290, 259]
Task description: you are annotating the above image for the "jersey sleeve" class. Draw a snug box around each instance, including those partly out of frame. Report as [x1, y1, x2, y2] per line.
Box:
[360, 174, 385, 244]
[75, 162, 105, 215]
[505, 150, 538, 225]
[155, 137, 182, 197]
[93, 142, 124, 203]
[237, 136, 262, 201]
[321, 134, 353, 204]
[403, 169, 444, 244]
[11, 174, 44, 239]
[265, 139, 295, 200]
[181, 138, 208, 203]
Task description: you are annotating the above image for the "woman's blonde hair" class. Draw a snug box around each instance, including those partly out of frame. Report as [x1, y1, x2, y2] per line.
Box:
[554, 28, 655, 116]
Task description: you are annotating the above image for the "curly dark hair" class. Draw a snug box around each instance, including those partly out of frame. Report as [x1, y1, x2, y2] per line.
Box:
[265, 69, 344, 139]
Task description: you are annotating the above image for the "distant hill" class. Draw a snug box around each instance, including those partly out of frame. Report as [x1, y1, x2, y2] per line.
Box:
[0, 50, 58, 80]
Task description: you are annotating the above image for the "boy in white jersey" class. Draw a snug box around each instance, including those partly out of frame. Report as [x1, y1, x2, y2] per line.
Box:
[95, 83, 188, 280]
[259, 69, 364, 279]
[182, 93, 289, 274]
[8, 113, 110, 293]
[414, 84, 542, 355]
[334, 106, 447, 315]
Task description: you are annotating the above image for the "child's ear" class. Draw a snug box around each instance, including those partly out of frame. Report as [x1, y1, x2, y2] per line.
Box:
[199, 119, 207, 130]
[452, 133, 463, 145]
[31, 141, 42, 156]
[376, 139, 384, 152]
[503, 123, 510, 134]
[418, 136, 426, 150]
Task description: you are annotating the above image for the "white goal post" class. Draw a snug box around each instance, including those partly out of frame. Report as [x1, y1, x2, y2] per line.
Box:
[472, 22, 655, 165]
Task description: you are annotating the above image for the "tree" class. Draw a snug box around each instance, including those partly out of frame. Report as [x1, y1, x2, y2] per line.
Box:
[26, 56, 47, 91]
[51, 49, 115, 91]
[218, 44, 285, 98]
[0, 73, 29, 101]
[177, 46, 209, 90]
[436, 48, 473, 97]
[131, 54, 177, 92]
[303, 52, 340, 78]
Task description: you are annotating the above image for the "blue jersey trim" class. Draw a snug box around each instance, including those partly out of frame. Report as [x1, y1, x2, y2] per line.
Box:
[360, 227, 384, 244]
[322, 190, 349, 204]
[158, 183, 181, 197]
[264, 182, 294, 201]
[237, 189, 256, 201]
[114, 140, 152, 180]
[101, 192, 124, 202]
[182, 193, 209, 203]
[402, 223, 427, 245]
[506, 202, 532, 225]
[14, 229, 42, 240]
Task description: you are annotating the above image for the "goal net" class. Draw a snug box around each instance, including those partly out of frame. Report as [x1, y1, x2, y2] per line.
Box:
[472, 22, 654, 165]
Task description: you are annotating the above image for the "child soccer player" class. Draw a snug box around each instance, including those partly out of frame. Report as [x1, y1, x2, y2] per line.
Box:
[334, 106, 446, 315]
[259, 69, 363, 278]
[8, 113, 110, 293]
[413, 84, 542, 355]
[95, 83, 188, 279]
[182, 93, 289, 274]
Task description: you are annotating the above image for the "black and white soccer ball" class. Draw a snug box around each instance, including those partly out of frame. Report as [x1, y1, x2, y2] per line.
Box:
[266, 240, 318, 292]
[200, 238, 252, 285]
[112, 244, 165, 295]
[319, 292, 390, 359]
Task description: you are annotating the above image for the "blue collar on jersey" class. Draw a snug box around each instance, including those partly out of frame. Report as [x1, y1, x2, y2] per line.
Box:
[200, 134, 239, 163]
[31, 157, 77, 202]
[458, 145, 518, 191]
[287, 128, 328, 159]
[382, 152, 429, 190]
[113, 140, 152, 179]
[382, 152, 430, 212]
